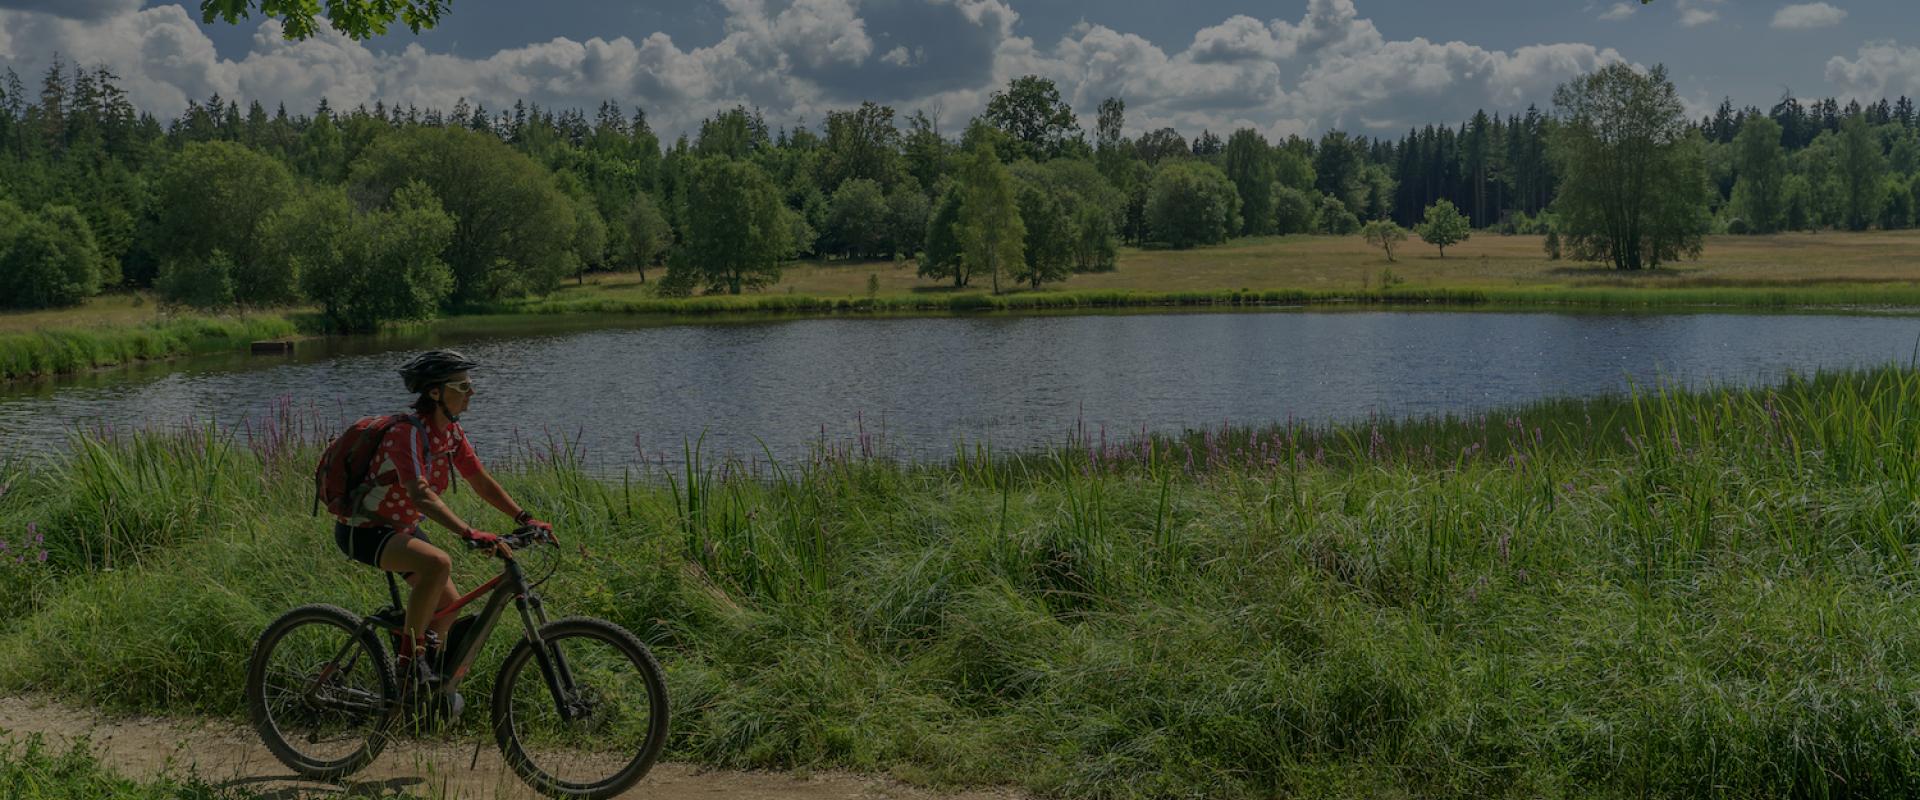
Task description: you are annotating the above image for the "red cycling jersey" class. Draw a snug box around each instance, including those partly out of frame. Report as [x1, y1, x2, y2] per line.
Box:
[335, 418, 483, 530]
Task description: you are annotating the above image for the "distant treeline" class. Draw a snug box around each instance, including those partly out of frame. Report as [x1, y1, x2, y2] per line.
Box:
[1, 57, 1915, 324]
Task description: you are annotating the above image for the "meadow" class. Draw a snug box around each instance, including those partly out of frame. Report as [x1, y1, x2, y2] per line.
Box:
[6, 368, 1920, 797]
[10, 231, 1920, 381]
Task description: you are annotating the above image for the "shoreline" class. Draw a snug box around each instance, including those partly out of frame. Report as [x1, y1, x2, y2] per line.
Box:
[10, 281, 1920, 382]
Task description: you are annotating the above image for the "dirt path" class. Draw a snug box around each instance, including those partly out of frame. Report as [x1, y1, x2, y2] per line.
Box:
[0, 694, 1021, 800]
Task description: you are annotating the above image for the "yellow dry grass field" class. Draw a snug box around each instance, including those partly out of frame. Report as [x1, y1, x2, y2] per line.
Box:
[715, 230, 1920, 297]
[14, 231, 1920, 335]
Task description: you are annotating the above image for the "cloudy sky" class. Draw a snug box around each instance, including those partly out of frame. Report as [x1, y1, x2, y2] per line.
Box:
[0, 0, 1915, 140]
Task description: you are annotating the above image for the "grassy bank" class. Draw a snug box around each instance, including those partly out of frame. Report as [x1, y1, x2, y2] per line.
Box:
[11, 231, 1920, 381]
[7, 370, 1920, 796]
[0, 315, 300, 382]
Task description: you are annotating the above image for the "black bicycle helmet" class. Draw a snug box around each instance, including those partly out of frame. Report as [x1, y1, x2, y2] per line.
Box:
[398, 349, 481, 393]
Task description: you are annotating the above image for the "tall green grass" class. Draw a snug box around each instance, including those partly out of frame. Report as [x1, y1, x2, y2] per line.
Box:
[9, 371, 1920, 796]
[0, 316, 301, 381]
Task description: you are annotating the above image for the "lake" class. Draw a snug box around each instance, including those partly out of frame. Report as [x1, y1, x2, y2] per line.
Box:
[4, 308, 1918, 471]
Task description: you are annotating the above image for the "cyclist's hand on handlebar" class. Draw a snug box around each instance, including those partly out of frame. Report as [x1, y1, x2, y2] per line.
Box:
[462, 529, 502, 550]
[515, 512, 557, 543]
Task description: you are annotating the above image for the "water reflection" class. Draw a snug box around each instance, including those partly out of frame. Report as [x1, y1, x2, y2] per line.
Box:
[3, 309, 1918, 472]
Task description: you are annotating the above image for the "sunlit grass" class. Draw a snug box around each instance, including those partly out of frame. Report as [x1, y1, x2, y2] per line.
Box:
[0, 315, 301, 381]
[8, 369, 1920, 796]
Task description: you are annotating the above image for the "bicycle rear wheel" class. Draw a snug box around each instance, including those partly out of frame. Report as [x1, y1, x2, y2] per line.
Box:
[246, 604, 396, 780]
[491, 617, 669, 799]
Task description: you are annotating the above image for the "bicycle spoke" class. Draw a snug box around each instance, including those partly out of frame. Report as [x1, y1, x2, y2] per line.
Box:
[250, 610, 392, 772]
[495, 620, 667, 797]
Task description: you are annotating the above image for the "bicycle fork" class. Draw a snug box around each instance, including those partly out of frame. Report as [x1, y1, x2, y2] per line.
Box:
[517, 593, 585, 722]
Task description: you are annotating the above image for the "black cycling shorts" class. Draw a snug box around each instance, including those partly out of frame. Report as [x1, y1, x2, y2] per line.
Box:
[334, 522, 431, 571]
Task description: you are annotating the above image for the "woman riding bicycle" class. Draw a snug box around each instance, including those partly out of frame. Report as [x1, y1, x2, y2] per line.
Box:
[331, 349, 550, 689]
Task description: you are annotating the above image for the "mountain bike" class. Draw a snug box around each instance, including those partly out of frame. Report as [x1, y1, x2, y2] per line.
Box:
[244, 525, 668, 799]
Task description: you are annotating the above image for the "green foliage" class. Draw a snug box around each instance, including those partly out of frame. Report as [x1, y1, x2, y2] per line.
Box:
[825, 178, 889, 259]
[673, 157, 794, 295]
[1415, 199, 1471, 257]
[350, 126, 576, 303]
[148, 141, 295, 304]
[1315, 193, 1359, 235]
[983, 75, 1081, 161]
[154, 251, 235, 311]
[884, 187, 930, 259]
[694, 107, 767, 160]
[821, 102, 903, 193]
[1012, 168, 1073, 289]
[901, 111, 950, 196]
[1068, 201, 1118, 273]
[571, 201, 609, 277]
[1880, 176, 1914, 230]
[1545, 228, 1562, 260]
[1145, 160, 1240, 249]
[1783, 174, 1815, 231]
[273, 181, 455, 332]
[622, 192, 672, 273]
[1837, 114, 1886, 231]
[1730, 115, 1787, 233]
[1360, 219, 1406, 262]
[1551, 64, 1709, 270]
[955, 142, 1025, 294]
[1222, 129, 1275, 235]
[1271, 185, 1317, 235]
[1313, 130, 1367, 216]
[200, 0, 450, 40]
[1012, 159, 1120, 276]
[919, 186, 968, 287]
[0, 201, 101, 309]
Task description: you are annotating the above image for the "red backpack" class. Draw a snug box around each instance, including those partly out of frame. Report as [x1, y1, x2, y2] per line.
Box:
[313, 414, 421, 518]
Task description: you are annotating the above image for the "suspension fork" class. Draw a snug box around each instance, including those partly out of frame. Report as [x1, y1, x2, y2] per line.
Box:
[509, 562, 581, 721]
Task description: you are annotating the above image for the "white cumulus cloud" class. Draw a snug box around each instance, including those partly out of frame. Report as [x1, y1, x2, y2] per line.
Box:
[1677, 0, 1722, 27]
[0, 0, 1634, 140]
[1825, 41, 1920, 101]
[1773, 2, 1847, 29]
[1598, 3, 1636, 21]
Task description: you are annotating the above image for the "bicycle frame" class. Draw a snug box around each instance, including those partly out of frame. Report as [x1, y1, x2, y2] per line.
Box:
[358, 542, 585, 721]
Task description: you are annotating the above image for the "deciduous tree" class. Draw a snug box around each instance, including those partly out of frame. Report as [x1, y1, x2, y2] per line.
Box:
[1729, 115, 1787, 233]
[673, 157, 794, 294]
[1415, 199, 1470, 257]
[1362, 219, 1407, 262]
[983, 76, 1080, 161]
[1550, 64, 1709, 270]
[351, 126, 577, 301]
[955, 142, 1025, 294]
[1145, 160, 1240, 248]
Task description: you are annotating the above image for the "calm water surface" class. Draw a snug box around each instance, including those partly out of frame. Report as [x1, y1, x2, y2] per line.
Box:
[4, 309, 1918, 471]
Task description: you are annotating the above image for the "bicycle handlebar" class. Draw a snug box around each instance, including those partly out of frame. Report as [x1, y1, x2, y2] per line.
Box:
[466, 524, 555, 553]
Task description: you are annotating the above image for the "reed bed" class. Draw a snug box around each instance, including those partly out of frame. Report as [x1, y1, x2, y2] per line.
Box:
[7, 370, 1920, 797]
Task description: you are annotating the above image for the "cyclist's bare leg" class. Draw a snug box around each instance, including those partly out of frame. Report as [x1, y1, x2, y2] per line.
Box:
[404, 570, 460, 642]
[377, 534, 452, 649]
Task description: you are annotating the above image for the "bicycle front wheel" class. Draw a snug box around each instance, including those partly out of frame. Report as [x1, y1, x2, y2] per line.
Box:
[491, 617, 669, 799]
[246, 604, 396, 780]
